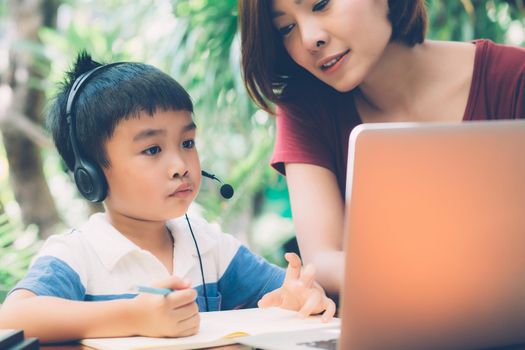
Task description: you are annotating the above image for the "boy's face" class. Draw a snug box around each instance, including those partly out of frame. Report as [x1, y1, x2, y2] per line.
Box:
[103, 109, 201, 221]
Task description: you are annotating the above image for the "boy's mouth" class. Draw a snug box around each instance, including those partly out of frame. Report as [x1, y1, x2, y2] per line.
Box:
[169, 183, 193, 197]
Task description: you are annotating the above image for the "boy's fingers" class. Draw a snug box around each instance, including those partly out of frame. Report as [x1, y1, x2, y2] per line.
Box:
[170, 312, 200, 336]
[321, 298, 337, 323]
[258, 289, 283, 308]
[166, 288, 197, 309]
[284, 252, 302, 281]
[170, 299, 199, 321]
[177, 325, 199, 338]
[298, 291, 322, 318]
[154, 275, 191, 290]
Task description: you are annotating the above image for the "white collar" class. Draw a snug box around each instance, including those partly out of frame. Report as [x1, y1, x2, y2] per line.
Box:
[167, 215, 216, 277]
[82, 213, 216, 275]
[82, 213, 146, 271]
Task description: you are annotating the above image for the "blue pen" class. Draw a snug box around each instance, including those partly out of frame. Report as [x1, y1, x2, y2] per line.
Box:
[136, 285, 173, 296]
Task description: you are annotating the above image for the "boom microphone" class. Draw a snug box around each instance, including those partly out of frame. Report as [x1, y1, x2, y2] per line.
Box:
[201, 170, 234, 199]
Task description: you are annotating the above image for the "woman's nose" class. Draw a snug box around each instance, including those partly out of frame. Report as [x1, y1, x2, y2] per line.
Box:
[300, 21, 329, 53]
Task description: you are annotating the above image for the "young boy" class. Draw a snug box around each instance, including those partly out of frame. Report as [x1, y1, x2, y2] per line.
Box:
[0, 53, 335, 342]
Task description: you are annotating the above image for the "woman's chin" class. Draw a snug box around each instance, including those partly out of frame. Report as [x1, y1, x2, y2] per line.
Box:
[316, 73, 360, 93]
[328, 80, 359, 93]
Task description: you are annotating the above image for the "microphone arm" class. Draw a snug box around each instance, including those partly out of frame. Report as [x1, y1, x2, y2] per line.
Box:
[201, 170, 234, 199]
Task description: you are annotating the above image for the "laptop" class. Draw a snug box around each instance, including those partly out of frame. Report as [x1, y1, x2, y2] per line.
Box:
[240, 119, 525, 350]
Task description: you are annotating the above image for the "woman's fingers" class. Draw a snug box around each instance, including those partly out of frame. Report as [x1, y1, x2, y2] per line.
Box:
[284, 252, 302, 281]
[258, 289, 283, 308]
[299, 263, 316, 288]
[298, 290, 322, 318]
[321, 298, 336, 322]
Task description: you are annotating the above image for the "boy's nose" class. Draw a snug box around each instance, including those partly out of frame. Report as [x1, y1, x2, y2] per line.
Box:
[171, 169, 189, 179]
[168, 157, 189, 179]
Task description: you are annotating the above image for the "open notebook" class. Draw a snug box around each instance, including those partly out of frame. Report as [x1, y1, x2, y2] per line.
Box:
[81, 307, 340, 350]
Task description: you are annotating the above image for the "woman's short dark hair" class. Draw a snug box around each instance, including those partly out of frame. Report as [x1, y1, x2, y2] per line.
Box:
[239, 0, 428, 114]
[47, 52, 193, 171]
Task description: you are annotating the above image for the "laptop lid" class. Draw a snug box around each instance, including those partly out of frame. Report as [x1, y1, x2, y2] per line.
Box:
[340, 119, 525, 350]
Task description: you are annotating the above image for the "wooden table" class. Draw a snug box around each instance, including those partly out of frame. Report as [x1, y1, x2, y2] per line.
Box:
[35, 339, 525, 350]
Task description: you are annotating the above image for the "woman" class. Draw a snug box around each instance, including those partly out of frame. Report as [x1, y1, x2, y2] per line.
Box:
[238, 0, 525, 295]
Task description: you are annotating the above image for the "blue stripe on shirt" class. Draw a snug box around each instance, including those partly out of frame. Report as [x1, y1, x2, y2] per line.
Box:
[11, 247, 285, 312]
[11, 256, 86, 300]
[85, 284, 222, 310]
[218, 245, 285, 310]
[84, 293, 136, 301]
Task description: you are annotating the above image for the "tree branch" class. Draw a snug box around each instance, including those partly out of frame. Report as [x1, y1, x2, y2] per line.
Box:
[0, 84, 53, 149]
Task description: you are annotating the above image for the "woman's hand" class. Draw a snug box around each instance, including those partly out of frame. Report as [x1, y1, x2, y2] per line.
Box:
[258, 252, 336, 322]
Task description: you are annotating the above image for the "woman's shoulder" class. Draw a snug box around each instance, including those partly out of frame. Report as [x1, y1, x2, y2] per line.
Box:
[474, 39, 525, 77]
[467, 40, 525, 118]
[433, 39, 524, 76]
[475, 39, 525, 56]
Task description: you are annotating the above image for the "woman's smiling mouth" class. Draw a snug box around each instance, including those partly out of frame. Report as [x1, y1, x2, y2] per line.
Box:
[319, 49, 351, 72]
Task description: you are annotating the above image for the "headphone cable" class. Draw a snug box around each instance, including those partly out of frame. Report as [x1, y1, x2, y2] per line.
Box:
[185, 214, 209, 312]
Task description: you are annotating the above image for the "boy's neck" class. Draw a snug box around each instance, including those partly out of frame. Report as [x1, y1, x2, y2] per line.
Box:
[105, 211, 174, 253]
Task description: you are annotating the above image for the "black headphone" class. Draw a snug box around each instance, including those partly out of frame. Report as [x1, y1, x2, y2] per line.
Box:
[65, 63, 234, 202]
[65, 63, 123, 202]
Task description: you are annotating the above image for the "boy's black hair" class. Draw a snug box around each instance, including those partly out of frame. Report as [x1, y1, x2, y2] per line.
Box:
[46, 51, 193, 171]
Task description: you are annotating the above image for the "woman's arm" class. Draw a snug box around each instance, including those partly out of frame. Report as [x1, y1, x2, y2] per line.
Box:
[285, 163, 345, 295]
[0, 277, 199, 343]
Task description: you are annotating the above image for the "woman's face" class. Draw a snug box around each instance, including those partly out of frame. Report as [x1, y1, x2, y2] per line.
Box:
[271, 0, 392, 92]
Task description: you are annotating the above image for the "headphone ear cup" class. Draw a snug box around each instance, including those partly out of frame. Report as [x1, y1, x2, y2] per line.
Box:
[73, 159, 108, 202]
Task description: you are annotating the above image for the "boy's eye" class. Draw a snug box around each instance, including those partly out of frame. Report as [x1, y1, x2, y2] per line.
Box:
[279, 24, 295, 37]
[182, 139, 195, 149]
[313, 0, 329, 12]
[143, 146, 161, 155]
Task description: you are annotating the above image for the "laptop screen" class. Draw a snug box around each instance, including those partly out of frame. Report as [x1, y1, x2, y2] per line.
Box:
[340, 120, 525, 349]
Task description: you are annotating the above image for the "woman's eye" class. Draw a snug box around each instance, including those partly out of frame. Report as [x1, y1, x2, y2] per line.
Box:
[182, 139, 195, 149]
[279, 24, 295, 36]
[143, 146, 161, 155]
[313, 0, 329, 12]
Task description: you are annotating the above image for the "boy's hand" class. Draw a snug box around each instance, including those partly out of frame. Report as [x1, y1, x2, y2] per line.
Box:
[258, 252, 336, 322]
[131, 276, 200, 337]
